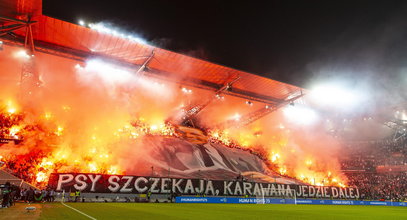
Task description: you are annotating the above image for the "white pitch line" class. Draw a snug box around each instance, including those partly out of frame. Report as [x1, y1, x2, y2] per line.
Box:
[61, 202, 97, 220]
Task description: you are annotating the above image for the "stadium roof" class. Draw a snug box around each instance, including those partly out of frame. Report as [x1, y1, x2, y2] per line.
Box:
[0, 0, 42, 18]
[0, 0, 302, 105]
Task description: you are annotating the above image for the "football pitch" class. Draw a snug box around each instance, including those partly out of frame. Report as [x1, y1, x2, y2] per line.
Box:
[1, 202, 406, 220]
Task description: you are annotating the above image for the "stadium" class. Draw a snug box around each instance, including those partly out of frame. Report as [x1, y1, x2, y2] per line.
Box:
[0, 0, 406, 219]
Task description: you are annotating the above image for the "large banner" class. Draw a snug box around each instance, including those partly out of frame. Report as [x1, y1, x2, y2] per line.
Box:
[48, 173, 360, 199]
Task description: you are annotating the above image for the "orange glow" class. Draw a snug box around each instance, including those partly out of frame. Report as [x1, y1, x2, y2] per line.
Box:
[55, 126, 64, 136]
[208, 127, 347, 187]
[278, 166, 287, 175]
[44, 112, 53, 120]
[305, 159, 313, 166]
[0, 95, 347, 188]
[36, 171, 47, 183]
[231, 113, 241, 121]
[6, 100, 18, 114]
[270, 152, 281, 163]
[62, 105, 71, 111]
[9, 125, 21, 137]
[7, 108, 16, 114]
[0, 46, 347, 188]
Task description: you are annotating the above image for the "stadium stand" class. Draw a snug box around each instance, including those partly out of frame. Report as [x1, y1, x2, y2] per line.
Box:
[0, 169, 38, 190]
[0, 0, 406, 205]
[340, 137, 407, 201]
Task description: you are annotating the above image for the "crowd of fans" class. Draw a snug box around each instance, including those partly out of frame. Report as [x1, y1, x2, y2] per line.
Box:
[2, 102, 407, 202]
[346, 173, 407, 201]
[341, 137, 407, 170]
[4, 153, 46, 183]
[341, 136, 407, 201]
[0, 182, 56, 208]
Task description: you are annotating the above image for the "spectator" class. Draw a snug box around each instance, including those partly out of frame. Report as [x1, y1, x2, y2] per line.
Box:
[1, 182, 11, 208]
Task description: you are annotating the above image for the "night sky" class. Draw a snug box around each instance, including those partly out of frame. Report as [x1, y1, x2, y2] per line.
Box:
[43, 0, 407, 88]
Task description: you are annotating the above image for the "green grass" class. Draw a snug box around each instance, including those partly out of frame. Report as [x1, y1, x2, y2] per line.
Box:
[1, 202, 406, 220]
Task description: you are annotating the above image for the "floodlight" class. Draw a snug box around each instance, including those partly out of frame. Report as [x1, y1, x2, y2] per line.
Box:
[14, 50, 30, 59]
[283, 105, 318, 125]
[309, 84, 360, 110]
[78, 20, 85, 26]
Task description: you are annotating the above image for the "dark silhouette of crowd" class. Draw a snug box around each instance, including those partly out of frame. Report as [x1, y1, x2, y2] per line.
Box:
[1, 183, 56, 208]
